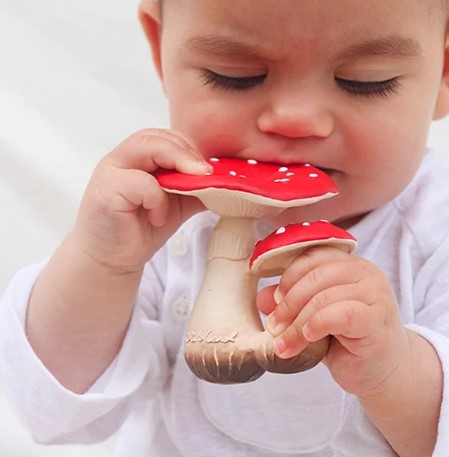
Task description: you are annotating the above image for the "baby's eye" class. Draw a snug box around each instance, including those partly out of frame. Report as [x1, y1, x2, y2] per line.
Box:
[335, 77, 400, 98]
[201, 70, 266, 92]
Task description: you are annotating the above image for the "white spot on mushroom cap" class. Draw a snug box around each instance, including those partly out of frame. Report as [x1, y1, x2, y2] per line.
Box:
[229, 171, 237, 177]
[278, 166, 288, 173]
[276, 227, 286, 235]
[302, 222, 311, 226]
[247, 159, 258, 165]
[210, 157, 220, 162]
[309, 173, 319, 178]
[274, 178, 290, 183]
[286, 172, 295, 177]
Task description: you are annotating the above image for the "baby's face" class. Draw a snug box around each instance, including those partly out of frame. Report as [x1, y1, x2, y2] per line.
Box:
[153, 0, 449, 227]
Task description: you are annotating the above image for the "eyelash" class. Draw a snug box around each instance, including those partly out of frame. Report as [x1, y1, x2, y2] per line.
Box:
[201, 70, 400, 98]
[201, 71, 266, 92]
[335, 77, 401, 98]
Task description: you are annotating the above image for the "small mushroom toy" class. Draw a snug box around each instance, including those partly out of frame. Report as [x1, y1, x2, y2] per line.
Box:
[250, 220, 357, 277]
[156, 158, 356, 383]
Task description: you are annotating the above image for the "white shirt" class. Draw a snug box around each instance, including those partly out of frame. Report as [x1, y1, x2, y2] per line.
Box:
[1, 149, 449, 456]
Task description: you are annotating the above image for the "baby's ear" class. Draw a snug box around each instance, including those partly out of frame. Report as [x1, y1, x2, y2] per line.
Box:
[433, 34, 449, 120]
[138, 1, 163, 80]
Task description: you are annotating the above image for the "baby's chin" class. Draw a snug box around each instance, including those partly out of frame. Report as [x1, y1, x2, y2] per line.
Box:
[330, 213, 368, 230]
[265, 205, 367, 231]
[266, 204, 332, 226]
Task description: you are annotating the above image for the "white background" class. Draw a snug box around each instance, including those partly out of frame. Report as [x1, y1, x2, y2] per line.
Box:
[0, 1, 448, 456]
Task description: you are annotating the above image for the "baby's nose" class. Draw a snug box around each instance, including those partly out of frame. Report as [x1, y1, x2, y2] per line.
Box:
[256, 94, 334, 139]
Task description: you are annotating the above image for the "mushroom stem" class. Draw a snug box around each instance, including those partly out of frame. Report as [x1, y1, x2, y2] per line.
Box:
[207, 217, 258, 261]
[184, 217, 329, 384]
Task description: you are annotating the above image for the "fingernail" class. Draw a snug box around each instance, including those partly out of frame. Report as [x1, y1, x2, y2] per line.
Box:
[266, 313, 285, 336]
[302, 323, 313, 341]
[185, 160, 213, 175]
[274, 337, 286, 356]
[273, 286, 283, 305]
[148, 210, 167, 227]
[266, 313, 277, 333]
[199, 161, 214, 175]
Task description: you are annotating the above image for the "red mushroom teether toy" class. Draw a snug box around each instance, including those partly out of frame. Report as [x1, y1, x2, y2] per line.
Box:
[250, 220, 357, 276]
[156, 158, 356, 383]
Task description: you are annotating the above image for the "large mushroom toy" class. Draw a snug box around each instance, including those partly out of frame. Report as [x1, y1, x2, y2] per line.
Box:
[156, 158, 356, 383]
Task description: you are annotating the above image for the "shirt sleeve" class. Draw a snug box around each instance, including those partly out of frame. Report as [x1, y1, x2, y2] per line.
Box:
[405, 325, 449, 457]
[407, 233, 449, 457]
[0, 254, 169, 445]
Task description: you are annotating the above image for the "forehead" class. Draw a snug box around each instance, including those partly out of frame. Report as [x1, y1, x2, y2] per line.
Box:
[162, 0, 446, 19]
[162, 0, 447, 58]
[162, 0, 446, 34]
[162, 0, 448, 12]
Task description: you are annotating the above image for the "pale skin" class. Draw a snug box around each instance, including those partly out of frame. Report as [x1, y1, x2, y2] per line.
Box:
[26, 0, 449, 456]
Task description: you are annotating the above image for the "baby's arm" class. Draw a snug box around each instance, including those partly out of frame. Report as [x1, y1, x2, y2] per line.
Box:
[259, 246, 442, 457]
[26, 129, 209, 394]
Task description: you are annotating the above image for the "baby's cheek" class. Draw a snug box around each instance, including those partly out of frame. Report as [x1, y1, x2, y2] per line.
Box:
[172, 102, 250, 156]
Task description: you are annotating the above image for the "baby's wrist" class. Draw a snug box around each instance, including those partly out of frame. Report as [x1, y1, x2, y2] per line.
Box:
[64, 231, 145, 277]
[357, 329, 413, 404]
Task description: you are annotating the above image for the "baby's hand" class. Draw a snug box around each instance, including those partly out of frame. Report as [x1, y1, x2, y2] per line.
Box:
[258, 246, 410, 398]
[72, 129, 210, 272]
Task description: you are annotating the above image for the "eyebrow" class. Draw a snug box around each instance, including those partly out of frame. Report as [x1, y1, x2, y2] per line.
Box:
[184, 35, 274, 60]
[336, 35, 423, 60]
[184, 34, 423, 62]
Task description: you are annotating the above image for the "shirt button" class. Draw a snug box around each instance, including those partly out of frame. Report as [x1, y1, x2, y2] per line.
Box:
[170, 234, 189, 257]
[171, 296, 190, 322]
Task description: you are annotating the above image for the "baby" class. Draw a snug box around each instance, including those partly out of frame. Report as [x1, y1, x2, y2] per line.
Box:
[1, 1, 449, 456]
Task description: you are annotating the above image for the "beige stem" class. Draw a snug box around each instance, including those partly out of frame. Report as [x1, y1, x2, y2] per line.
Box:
[184, 217, 329, 384]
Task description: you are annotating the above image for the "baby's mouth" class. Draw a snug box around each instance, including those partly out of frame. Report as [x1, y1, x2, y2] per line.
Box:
[317, 167, 335, 177]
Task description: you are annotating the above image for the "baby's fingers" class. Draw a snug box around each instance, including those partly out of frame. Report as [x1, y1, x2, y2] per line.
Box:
[256, 285, 279, 316]
[98, 167, 169, 226]
[302, 300, 373, 343]
[268, 279, 374, 359]
[110, 129, 211, 175]
[275, 300, 379, 359]
[276, 246, 351, 303]
[267, 258, 360, 338]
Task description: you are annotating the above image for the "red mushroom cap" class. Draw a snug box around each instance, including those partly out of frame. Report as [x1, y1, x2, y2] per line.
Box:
[156, 157, 338, 218]
[250, 221, 357, 277]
